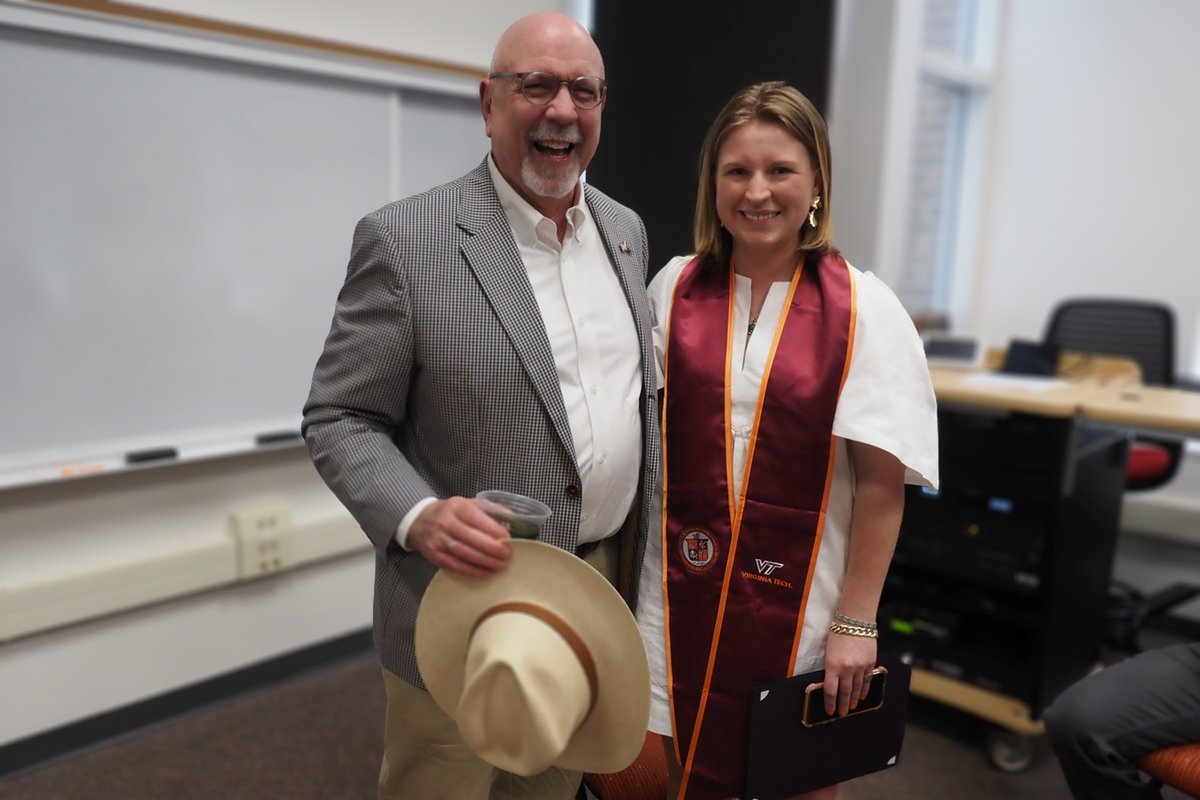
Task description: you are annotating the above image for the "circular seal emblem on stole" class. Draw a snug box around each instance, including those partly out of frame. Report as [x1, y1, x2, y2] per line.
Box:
[678, 528, 718, 572]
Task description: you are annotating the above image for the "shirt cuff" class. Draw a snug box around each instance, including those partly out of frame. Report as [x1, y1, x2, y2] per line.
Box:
[394, 497, 437, 550]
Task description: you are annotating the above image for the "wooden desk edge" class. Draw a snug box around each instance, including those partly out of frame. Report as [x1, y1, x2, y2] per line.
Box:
[931, 369, 1200, 436]
[910, 668, 1045, 736]
[1078, 388, 1200, 439]
[933, 389, 1080, 418]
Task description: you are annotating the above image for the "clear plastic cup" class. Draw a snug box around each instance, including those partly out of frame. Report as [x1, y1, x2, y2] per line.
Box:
[475, 490, 553, 539]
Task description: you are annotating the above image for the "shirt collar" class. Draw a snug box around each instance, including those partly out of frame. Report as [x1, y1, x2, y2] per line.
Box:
[487, 154, 590, 246]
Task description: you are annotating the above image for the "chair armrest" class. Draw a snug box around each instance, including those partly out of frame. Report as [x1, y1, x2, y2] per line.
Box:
[1133, 583, 1200, 628]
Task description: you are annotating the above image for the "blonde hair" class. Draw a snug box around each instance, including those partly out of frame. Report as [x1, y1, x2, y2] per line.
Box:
[694, 81, 835, 267]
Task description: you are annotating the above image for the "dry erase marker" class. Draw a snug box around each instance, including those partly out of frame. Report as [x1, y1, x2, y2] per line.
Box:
[125, 447, 178, 465]
[255, 430, 303, 446]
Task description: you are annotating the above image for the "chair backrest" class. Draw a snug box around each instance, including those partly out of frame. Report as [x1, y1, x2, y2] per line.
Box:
[1043, 298, 1181, 490]
[1043, 299, 1176, 387]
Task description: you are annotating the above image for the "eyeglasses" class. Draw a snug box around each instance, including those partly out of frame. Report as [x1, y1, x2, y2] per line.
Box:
[488, 71, 607, 110]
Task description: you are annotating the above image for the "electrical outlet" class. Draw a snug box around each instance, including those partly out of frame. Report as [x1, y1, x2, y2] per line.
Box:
[228, 501, 294, 578]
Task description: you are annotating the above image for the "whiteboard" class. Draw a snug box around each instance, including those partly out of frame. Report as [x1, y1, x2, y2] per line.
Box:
[0, 22, 487, 486]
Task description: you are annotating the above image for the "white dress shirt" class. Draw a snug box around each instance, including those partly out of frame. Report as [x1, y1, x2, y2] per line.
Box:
[394, 158, 642, 547]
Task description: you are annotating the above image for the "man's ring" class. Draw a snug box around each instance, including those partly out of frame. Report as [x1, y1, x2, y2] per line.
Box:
[447, 538, 459, 553]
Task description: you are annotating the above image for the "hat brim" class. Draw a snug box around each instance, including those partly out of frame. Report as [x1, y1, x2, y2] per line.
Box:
[415, 540, 650, 774]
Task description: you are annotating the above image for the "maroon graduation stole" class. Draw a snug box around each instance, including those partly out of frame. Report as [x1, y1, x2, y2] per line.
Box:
[662, 252, 855, 800]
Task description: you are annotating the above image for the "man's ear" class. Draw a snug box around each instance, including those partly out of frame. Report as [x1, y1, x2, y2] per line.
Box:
[479, 80, 494, 136]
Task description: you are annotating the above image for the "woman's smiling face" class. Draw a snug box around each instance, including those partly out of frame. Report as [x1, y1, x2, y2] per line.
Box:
[715, 121, 820, 262]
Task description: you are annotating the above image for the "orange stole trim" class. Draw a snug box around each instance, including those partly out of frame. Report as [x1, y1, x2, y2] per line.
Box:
[788, 262, 858, 668]
[663, 253, 854, 799]
[660, 265, 687, 767]
[725, 268, 738, 526]
[661, 256, 730, 787]
[682, 268, 742, 789]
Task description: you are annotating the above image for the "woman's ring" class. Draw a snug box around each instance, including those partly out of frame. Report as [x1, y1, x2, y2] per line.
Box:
[447, 538, 460, 552]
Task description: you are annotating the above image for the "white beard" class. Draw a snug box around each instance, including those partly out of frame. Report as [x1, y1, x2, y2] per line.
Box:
[521, 121, 583, 200]
[520, 158, 579, 200]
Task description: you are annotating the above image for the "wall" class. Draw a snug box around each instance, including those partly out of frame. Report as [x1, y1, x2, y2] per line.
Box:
[829, 0, 1200, 626]
[831, 0, 1200, 527]
[971, 0, 1200, 374]
[0, 449, 371, 744]
[831, 0, 1200, 373]
[970, 0, 1200, 547]
[827, 0, 918, 292]
[0, 0, 562, 748]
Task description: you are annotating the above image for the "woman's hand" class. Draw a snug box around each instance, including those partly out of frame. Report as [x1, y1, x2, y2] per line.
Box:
[822, 629, 878, 717]
[821, 440, 903, 717]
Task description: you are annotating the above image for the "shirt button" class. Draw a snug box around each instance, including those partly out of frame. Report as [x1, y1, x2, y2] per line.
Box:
[599, 454, 607, 465]
[591, 385, 598, 396]
[565, 485, 581, 498]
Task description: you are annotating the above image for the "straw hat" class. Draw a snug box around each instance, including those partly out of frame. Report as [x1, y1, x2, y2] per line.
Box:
[414, 539, 650, 776]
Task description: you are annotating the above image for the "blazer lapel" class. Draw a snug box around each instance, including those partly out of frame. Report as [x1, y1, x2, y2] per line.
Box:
[456, 163, 577, 464]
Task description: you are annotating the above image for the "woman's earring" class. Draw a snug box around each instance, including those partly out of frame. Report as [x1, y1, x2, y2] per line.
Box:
[808, 196, 821, 228]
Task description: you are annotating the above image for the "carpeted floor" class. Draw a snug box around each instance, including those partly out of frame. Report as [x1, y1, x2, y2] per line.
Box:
[0, 651, 1188, 800]
[0, 654, 384, 800]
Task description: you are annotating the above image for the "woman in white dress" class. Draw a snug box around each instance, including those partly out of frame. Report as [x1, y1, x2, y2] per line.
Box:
[637, 82, 939, 800]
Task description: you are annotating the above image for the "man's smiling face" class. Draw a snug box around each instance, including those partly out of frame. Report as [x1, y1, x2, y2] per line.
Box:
[481, 16, 604, 216]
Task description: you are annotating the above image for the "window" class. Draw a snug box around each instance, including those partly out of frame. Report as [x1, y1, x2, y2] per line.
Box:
[894, 0, 999, 329]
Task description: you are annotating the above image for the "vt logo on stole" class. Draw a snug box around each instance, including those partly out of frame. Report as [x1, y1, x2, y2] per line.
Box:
[755, 559, 784, 576]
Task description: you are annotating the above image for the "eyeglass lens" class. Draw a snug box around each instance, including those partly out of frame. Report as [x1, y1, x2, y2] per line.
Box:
[520, 72, 604, 108]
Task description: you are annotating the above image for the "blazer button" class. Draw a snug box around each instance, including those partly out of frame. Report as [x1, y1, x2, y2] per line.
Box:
[565, 485, 581, 498]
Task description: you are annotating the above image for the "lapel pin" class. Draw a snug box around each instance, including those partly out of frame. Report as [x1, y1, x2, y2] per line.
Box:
[619, 240, 632, 254]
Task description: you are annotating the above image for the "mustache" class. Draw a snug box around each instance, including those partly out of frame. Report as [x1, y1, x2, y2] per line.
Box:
[527, 122, 582, 144]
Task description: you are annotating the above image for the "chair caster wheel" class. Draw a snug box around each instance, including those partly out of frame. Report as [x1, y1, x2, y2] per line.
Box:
[986, 727, 1036, 773]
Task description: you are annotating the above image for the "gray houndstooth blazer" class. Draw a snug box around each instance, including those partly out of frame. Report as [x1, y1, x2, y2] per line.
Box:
[302, 159, 662, 688]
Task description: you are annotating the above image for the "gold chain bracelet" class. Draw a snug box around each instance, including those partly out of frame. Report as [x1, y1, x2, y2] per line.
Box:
[828, 621, 879, 639]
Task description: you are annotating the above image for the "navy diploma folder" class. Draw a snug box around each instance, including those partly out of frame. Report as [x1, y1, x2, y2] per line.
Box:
[744, 650, 913, 799]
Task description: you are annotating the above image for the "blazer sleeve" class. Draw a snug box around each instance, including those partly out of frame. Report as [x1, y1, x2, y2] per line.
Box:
[302, 211, 437, 551]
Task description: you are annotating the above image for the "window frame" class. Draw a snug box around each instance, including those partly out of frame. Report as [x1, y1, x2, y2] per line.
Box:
[905, 0, 1001, 328]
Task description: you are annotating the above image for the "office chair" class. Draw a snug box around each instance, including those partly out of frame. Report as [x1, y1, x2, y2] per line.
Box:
[1139, 743, 1200, 799]
[1043, 299, 1197, 652]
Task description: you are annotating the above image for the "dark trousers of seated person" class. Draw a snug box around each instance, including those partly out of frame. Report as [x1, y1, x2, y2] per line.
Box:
[1044, 642, 1200, 799]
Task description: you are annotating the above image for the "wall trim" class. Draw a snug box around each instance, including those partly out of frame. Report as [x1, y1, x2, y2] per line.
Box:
[0, 1, 479, 97]
[28, 0, 482, 77]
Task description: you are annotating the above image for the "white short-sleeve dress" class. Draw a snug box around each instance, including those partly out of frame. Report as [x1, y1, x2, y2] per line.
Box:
[637, 254, 940, 737]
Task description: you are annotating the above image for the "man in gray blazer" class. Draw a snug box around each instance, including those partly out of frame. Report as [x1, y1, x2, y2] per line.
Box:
[302, 11, 660, 800]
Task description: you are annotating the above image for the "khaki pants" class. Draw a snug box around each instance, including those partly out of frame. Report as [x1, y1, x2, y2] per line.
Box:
[378, 536, 619, 800]
[379, 670, 581, 800]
